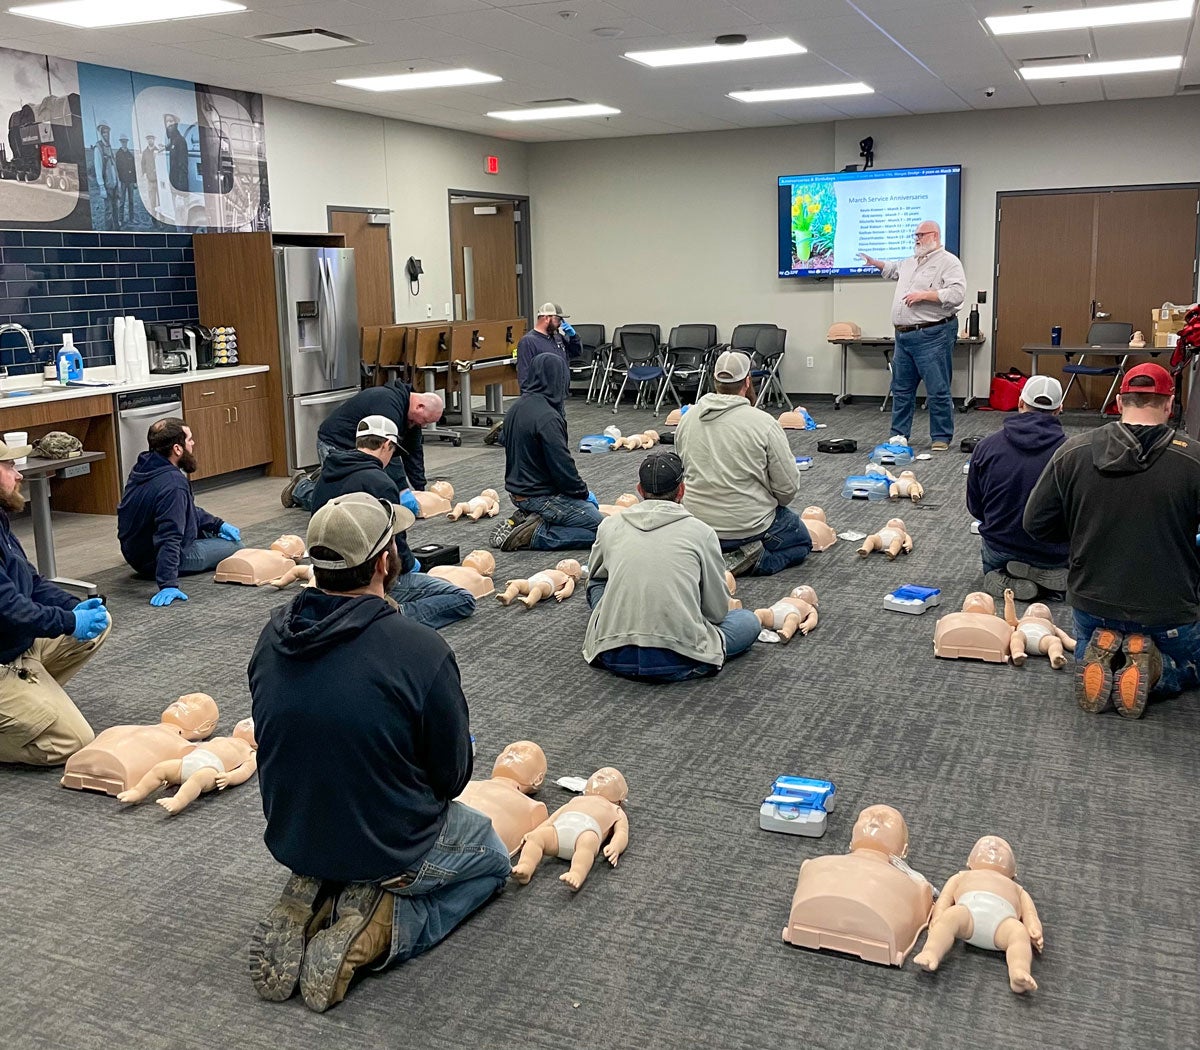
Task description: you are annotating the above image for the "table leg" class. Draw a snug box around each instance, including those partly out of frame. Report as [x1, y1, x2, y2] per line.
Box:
[881, 349, 894, 412]
[25, 474, 97, 595]
[484, 382, 504, 415]
[420, 366, 462, 445]
[835, 344, 848, 408]
[961, 343, 978, 412]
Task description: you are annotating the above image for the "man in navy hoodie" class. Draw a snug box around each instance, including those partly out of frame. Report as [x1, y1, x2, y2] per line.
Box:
[966, 376, 1068, 600]
[117, 417, 244, 607]
[311, 414, 475, 630]
[491, 354, 601, 552]
[0, 438, 111, 765]
[247, 492, 509, 1013]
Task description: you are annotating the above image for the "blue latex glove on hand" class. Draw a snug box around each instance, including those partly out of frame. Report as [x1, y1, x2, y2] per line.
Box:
[586, 491, 599, 508]
[398, 489, 420, 516]
[150, 587, 188, 607]
[411, 558, 422, 573]
[218, 523, 241, 542]
[560, 321, 576, 339]
[71, 599, 109, 640]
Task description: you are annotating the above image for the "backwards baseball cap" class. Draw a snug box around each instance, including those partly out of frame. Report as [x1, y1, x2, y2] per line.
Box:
[639, 450, 685, 496]
[536, 302, 569, 318]
[713, 350, 751, 384]
[307, 492, 415, 570]
[1120, 362, 1174, 396]
[356, 414, 400, 445]
[0, 438, 33, 462]
[1020, 375, 1064, 411]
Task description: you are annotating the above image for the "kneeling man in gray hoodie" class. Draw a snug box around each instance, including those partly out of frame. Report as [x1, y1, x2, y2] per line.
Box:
[581, 451, 763, 682]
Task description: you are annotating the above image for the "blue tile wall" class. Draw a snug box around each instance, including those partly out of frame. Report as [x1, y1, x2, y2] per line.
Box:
[0, 230, 197, 374]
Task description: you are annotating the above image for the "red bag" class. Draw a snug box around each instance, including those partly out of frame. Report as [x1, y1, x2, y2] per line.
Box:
[987, 368, 1028, 411]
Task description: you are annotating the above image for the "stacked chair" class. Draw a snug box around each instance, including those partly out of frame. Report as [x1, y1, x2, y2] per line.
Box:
[567, 323, 605, 395]
[655, 324, 721, 411]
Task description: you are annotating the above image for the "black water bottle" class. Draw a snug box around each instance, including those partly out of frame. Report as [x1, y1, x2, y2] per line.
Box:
[967, 304, 981, 339]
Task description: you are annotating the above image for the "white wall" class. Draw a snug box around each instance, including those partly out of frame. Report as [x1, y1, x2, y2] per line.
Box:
[263, 97, 530, 323]
[528, 96, 1200, 399]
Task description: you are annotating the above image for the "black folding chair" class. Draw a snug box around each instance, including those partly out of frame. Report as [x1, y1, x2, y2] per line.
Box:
[655, 324, 720, 411]
[568, 323, 605, 396]
[751, 328, 791, 409]
[1062, 321, 1135, 413]
[612, 331, 666, 413]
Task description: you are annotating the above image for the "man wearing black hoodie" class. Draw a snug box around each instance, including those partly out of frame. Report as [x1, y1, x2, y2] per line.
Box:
[967, 375, 1068, 600]
[247, 492, 510, 1013]
[491, 354, 601, 552]
[311, 414, 475, 630]
[117, 418, 243, 607]
[1025, 363, 1200, 718]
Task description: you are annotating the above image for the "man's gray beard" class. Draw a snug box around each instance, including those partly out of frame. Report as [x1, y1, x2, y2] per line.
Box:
[0, 486, 26, 514]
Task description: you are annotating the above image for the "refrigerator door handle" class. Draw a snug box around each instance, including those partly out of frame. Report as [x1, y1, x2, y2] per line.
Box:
[298, 389, 358, 407]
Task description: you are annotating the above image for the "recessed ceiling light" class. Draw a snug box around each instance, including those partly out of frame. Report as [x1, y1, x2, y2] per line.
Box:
[8, 0, 244, 28]
[624, 37, 806, 69]
[336, 69, 502, 92]
[730, 82, 874, 103]
[1019, 55, 1183, 79]
[257, 29, 360, 53]
[592, 26, 624, 37]
[487, 103, 620, 121]
[988, 0, 1193, 35]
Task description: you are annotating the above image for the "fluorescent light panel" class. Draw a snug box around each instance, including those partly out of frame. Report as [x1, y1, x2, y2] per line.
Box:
[624, 37, 806, 69]
[336, 69, 501, 92]
[488, 103, 620, 121]
[730, 82, 874, 103]
[8, 0, 244, 28]
[1020, 55, 1182, 79]
[988, 0, 1193, 35]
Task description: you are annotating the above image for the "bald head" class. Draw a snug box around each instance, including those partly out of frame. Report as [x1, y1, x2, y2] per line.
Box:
[408, 393, 443, 427]
[915, 220, 941, 251]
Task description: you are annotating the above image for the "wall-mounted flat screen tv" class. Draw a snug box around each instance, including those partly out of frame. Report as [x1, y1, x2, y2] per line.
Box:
[778, 165, 962, 278]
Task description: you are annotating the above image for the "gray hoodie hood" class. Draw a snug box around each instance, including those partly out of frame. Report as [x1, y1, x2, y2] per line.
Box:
[619, 499, 692, 532]
[1091, 422, 1175, 475]
[693, 392, 752, 420]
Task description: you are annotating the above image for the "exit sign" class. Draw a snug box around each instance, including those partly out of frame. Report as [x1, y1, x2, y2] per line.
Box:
[484, 154, 500, 175]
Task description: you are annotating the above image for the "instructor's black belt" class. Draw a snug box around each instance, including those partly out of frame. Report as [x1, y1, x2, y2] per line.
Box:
[895, 316, 953, 334]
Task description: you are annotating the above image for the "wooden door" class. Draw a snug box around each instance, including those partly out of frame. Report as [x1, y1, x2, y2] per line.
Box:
[329, 210, 396, 328]
[450, 201, 518, 321]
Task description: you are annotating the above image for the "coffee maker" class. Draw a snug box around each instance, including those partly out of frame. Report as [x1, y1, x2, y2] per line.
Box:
[182, 323, 215, 370]
[147, 323, 191, 374]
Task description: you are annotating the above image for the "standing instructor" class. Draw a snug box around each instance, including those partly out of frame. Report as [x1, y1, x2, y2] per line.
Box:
[858, 220, 965, 451]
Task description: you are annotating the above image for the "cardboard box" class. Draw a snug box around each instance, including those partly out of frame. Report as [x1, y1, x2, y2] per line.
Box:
[1151, 306, 1187, 348]
[1154, 331, 1180, 349]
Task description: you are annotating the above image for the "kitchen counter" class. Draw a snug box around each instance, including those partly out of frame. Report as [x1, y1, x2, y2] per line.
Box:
[0, 364, 269, 410]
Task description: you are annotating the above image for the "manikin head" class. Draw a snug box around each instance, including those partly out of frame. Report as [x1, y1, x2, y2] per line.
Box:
[462, 549, 495, 576]
[479, 487, 499, 502]
[962, 591, 996, 616]
[491, 741, 547, 793]
[1117, 362, 1175, 426]
[643, 429, 659, 443]
[1024, 602, 1052, 621]
[148, 417, 197, 474]
[585, 767, 628, 804]
[801, 506, 826, 523]
[778, 411, 806, 430]
[914, 220, 942, 255]
[232, 717, 257, 749]
[271, 534, 305, 559]
[160, 693, 219, 740]
[407, 393, 444, 428]
[790, 585, 818, 607]
[885, 517, 906, 533]
[614, 493, 639, 509]
[428, 480, 455, 501]
[898, 470, 917, 483]
[555, 559, 583, 580]
[966, 835, 1016, 878]
[849, 804, 909, 859]
[724, 570, 737, 595]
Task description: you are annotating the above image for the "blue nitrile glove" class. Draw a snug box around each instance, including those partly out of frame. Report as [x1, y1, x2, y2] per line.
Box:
[398, 489, 421, 516]
[218, 522, 241, 542]
[560, 321, 576, 339]
[586, 491, 599, 508]
[800, 408, 817, 430]
[72, 599, 110, 640]
[411, 558, 422, 573]
[150, 587, 188, 607]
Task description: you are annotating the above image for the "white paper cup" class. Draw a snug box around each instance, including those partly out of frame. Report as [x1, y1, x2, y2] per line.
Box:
[4, 430, 28, 466]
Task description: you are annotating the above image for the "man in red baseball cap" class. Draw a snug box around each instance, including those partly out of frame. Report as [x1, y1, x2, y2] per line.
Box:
[1025, 361, 1200, 719]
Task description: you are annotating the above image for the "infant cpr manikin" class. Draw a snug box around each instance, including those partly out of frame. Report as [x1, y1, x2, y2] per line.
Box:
[496, 559, 583, 608]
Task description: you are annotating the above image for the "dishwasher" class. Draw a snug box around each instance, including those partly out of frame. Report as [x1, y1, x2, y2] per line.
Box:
[117, 387, 184, 479]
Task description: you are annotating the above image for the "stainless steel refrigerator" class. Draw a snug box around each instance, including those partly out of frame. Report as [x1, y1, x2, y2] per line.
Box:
[274, 246, 361, 470]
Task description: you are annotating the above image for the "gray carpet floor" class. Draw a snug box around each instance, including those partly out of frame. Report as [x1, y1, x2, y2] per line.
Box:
[1, 398, 1196, 1050]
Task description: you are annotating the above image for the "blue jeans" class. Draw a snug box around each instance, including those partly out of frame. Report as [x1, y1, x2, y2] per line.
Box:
[379, 801, 511, 968]
[890, 320, 956, 444]
[389, 571, 476, 630]
[1072, 609, 1200, 697]
[177, 536, 243, 576]
[291, 439, 336, 512]
[719, 505, 812, 576]
[980, 540, 1066, 576]
[519, 494, 603, 551]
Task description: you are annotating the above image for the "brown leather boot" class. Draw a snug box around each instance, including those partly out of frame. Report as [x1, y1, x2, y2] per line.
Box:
[1075, 628, 1123, 713]
[300, 882, 393, 1012]
[248, 873, 335, 1001]
[1113, 634, 1162, 719]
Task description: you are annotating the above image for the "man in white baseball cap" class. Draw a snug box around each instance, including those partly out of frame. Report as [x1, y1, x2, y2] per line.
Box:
[967, 374, 1068, 599]
[674, 350, 806, 577]
[515, 301, 582, 392]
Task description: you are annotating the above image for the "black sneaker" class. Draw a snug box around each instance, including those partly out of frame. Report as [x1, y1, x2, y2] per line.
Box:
[280, 470, 309, 509]
[491, 510, 542, 551]
[1006, 561, 1068, 595]
[722, 541, 763, 577]
[982, 569, 1036, 602]
[248, 873, 335, 1002]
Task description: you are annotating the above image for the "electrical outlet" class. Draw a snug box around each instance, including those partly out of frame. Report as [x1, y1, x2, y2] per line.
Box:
[806, 355, 814, 368]
[426, 303, 433, 317]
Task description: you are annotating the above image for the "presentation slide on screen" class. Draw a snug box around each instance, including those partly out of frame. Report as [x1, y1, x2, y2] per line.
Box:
[778, 166, 960, 278]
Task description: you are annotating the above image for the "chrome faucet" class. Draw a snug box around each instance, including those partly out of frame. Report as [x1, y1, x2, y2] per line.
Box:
[0, 323, 36, 384]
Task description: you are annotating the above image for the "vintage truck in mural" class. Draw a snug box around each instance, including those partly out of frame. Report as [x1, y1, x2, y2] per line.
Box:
[0, 92, 84, 191]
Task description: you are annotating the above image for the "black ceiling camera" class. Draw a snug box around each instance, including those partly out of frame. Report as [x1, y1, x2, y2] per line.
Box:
[859, 136, 874, 170]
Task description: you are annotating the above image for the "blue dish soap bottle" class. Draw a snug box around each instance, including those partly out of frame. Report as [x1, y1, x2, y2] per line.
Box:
[56, 333, 83, 384]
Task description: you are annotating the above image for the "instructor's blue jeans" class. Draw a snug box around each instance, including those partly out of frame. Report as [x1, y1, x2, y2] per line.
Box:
[718, 506, 812, 576]
[379, 801, 511, 968]
[1072, 609, 1200, 697]
[890, 320, 957, 444]
[519, 494, 603, 551]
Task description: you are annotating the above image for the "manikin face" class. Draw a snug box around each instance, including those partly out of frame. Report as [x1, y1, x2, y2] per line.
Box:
[967, 835, 1016, 878]
[161, 693, 219, 739]
[480, 488, 499, 502]
[899, 470, 916, 482]
[802, 506, 826, 523]
[585, 767, 628, 803]
[492, 741, 547, 793]
[463, 550, 495, 576]
[429, 480, 455, 500]
[886, 517, 906, 532]
[271, 534, 305, 559]
[556, 559, 582, 579]
[614, 493, 639, 508]
[963, 591, 995, 616]
[790, 585, 818, 607]
[850, 804, 909, 858]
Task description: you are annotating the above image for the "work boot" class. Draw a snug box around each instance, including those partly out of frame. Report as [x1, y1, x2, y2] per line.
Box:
[722, 541, 763, 578]
[299, 882, 393, 1013]
[1075, 628, 1123, 713]
[491, 509, 542, 551]
[929, 441, 950, 452]
[982, 569, 1036, 602]
[248, 873, 335, 1002]
[1006, 561, 1069, 595]
[1112, 634, 1162, 719]
[483, 420, 504, 446]
[280, 470, 308, 509]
